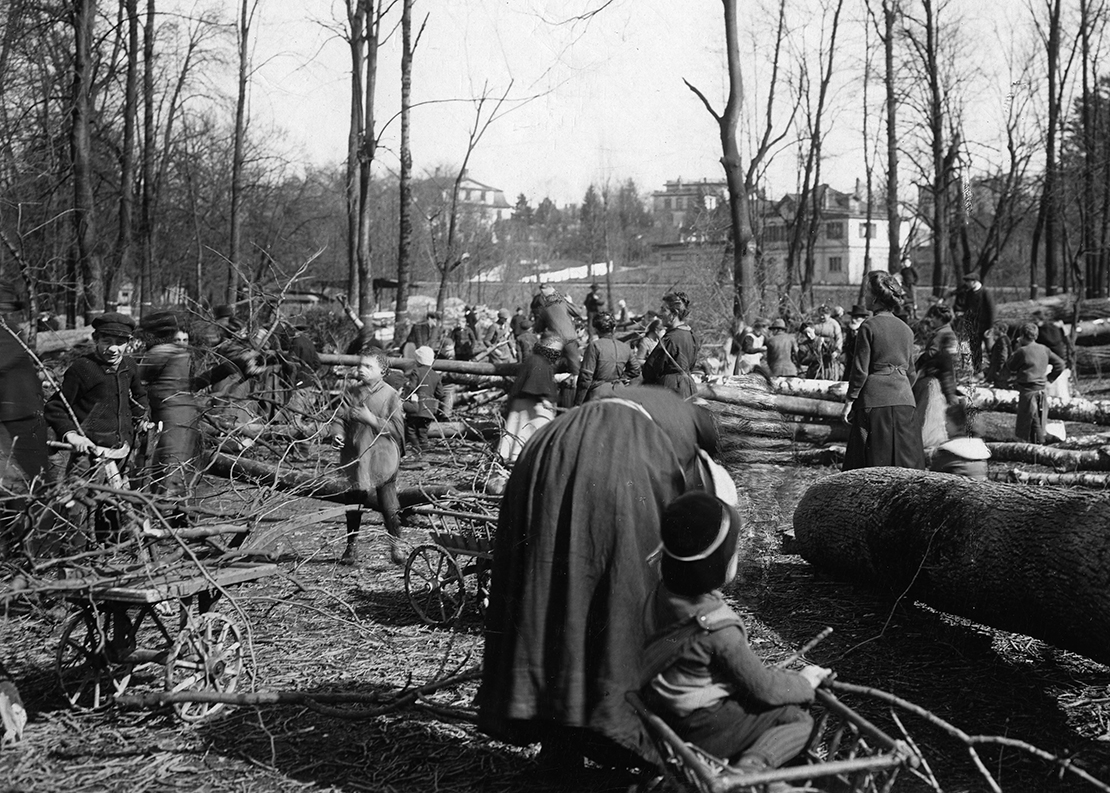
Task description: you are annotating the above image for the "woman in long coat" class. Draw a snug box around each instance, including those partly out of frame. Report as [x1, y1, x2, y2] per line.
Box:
[641, 291, 698, 397]
[842, 270, 925, 471]
[477, 387, 720, 769]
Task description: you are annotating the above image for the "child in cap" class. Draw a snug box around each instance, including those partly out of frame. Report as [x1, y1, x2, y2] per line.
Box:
[641, 492, 830, 778]
[401, 345, 445, 455]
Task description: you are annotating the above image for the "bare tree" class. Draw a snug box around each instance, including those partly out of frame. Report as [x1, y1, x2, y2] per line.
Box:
[112, 0, 139, 314]
[1029, 0, 1065, 297]
[70, 0, 104, 322]
[227, 0, 258, 306]
[426, 82, 512, 314]
[686, 0, 797, 326]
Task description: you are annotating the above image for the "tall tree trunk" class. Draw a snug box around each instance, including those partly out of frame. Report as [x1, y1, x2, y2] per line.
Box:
[140, 0, 155, 312]
[114, 0, 139, 314]
[345, 1, 365, 316]
[357, 5, 380, 324]
[720, 0, 755, 325]
[1043, 0, 1061, 295]
[394, 0, 414, 330]
[1080, 0, 1098, 298]
[883, 0, 900, 277]
[71, 0, 103, 322]
[227, 0, 252, 306]
[924, 0, 949, 296]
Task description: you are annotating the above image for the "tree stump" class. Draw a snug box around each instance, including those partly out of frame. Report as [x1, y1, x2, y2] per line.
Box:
[793, 467, 1110, 665]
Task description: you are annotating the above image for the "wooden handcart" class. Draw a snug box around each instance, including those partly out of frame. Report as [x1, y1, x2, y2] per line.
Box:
[402, 494, 499, 627]
[629, 686, 919, 793]
[56, 561, 277, 722]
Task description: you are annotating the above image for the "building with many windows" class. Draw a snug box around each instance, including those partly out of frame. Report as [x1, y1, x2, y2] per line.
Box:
[760, 183, 889, 285]
[651, 177, 728, 238]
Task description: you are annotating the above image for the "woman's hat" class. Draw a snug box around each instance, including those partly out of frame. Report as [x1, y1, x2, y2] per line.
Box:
[660, 492, 743, 597]
[414, 345, 435, 366]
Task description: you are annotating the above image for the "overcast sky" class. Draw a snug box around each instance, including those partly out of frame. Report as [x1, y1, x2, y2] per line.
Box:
[241, 0, 1021, 208]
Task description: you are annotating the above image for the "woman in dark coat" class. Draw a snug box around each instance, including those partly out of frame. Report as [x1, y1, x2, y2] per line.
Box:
[842, 270, 925, 471]
[139, 311, 199, 498]
[478, 387, 720, 769]
[573, 311, 640, 405]
[642, 291, 698, 397]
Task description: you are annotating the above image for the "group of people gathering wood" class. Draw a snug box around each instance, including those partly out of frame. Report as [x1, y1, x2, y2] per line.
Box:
[0, 266, 1080, 783]
[728, 270, 1071, 479]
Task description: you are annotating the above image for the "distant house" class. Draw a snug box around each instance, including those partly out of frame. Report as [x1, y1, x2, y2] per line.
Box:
[760, 182, 889, 285]
[452, 172, 513, 222]
[651, 177, 728, 238]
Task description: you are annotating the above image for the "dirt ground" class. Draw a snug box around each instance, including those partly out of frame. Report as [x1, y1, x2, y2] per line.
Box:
[4, 411, 1110, 792]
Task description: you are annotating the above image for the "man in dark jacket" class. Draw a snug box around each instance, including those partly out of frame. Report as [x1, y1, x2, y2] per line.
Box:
[954, 271, 996, 375]
[401, 346, 446, 455]
[0, 280, 47, 559]
[45, 312, 149, 543]
[45, 312, 149, 453]
[1007, 322, 1065, 444]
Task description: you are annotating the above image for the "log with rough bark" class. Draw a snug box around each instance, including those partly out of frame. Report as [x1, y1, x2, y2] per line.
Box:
[993, 295, 1076, 321]
[991, 468, 1110, 488]
[36, 327, 93, 354]
[203, 452, 448, 509]
[985, 442, 1110, 471]
[697, 383, 844, 421]
[793, 468, 1110, 665]
[719, 446, 844, 467]
[1076, 346, 1110, 375]
[319, 352, 519, 377]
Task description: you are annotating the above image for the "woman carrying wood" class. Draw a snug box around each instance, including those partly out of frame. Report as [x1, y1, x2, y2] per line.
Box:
[642, 290, 699, 398]
[842, 271, 925, 471]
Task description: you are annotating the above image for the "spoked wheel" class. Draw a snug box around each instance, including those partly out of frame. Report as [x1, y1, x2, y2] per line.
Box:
[164, 612, 244, 723]
[404, 544, 465, 626]
[56, 607, 134, 710]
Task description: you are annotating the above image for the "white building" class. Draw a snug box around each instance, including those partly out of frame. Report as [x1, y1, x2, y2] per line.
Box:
[761, 183, 890, 285]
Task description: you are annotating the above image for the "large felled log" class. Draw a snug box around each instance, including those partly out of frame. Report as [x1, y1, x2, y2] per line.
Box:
[719, 446, 844, 467]
[1077, 346, 1110, 375]
[319, 352, 520, 377]
[203, 452, 448, 509]
[992, 468, 1110, 488]
[793, 468, 1110, 665]
[769, 377, 849, 402]
[985, 442, 1110, 471]
[697, 383, 844, 421]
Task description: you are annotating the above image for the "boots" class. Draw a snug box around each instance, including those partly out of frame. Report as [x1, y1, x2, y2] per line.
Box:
[341, 511, 360, 566]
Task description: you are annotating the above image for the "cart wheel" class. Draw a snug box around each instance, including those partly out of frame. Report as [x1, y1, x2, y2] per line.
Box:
[404, 544, 466, 626]
[164, 612, 244, 723]
[56, 607, 133, 710]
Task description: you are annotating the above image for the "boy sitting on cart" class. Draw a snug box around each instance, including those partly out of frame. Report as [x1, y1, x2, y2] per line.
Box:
[640, 492, 830, 783]
[328, 349, 405, 566]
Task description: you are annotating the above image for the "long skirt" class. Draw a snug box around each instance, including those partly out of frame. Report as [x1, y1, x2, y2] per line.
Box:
[843, 404, 925, 471]
[151, 401, 199, 497]
[497, 397, 554, 464]
[913, 377, 948, 449]
[478, 388, 716, 766]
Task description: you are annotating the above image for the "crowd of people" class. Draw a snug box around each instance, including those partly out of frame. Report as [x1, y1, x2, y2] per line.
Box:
[728, 269, 1073, 468]
[0, 270, 1081, 786]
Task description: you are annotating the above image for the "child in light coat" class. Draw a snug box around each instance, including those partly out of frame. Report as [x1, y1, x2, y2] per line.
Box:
[329, 349, 405, 565]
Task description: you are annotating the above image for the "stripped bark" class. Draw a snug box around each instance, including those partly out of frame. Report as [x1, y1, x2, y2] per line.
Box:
[994, 468, 1110, 488]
